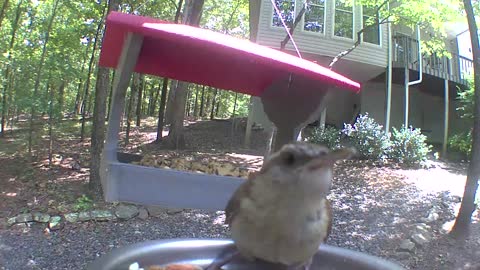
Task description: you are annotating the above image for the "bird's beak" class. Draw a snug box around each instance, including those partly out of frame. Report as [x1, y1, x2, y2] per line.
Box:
[306, 147, 357, 170]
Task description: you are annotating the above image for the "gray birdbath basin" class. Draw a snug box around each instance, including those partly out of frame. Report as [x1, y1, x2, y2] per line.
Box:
[87, 239, 405, 270]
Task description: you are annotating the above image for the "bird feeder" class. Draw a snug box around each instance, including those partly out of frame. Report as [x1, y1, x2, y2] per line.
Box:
[97, 12, 360, 211]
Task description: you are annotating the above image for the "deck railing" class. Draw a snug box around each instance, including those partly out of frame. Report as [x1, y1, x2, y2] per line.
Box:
[392, 34, 473, 84]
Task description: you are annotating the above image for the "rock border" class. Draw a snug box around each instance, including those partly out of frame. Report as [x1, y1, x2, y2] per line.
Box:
[6, 204, 185, 230]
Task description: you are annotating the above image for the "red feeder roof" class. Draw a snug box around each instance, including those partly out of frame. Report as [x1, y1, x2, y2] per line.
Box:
[98, 12, 361, 96]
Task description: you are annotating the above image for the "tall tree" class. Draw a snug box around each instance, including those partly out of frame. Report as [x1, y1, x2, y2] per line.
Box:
[450, 0, 480, 239]
[0, 0, 9, 30]
[89, 0, 120, 197]
[80, 4, 106, 141]
[155, 78, 169, 142]
[0, 0, 23, 136]
[135, 74, 144, 126]
[164, 0, 205, 148]
[27, 0, 60, 156]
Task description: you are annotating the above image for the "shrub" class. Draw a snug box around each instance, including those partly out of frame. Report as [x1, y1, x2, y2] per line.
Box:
[342, 113, 391, 160]
[306, 126, 341, 150]
[389, 126, 432, 165]
[448, 130, 472, 158]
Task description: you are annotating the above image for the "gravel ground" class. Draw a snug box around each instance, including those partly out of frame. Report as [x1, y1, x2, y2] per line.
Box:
[0, 161, 469, 270]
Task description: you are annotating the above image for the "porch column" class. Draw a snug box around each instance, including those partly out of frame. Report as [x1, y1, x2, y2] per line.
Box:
[404, 67, 410, 128]
[442, 79, 449, 157]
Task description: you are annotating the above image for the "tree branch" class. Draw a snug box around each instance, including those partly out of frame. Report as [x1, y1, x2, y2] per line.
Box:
[222, 0, 243, 34]
[280, 1, 308, 50]
[329, 0, 390, 70]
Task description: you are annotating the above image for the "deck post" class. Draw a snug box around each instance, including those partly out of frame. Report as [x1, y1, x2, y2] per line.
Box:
[404, 67, 410, 128]
[442, 79, 449, 157]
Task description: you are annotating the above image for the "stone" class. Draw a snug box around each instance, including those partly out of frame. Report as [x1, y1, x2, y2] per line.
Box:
[411, 233, 430, 246]
[426, 211, 440, 222]
[399, 239, 415, 252]
[415, 223, 431, 234]
[78, 211, 92, 221]
[15, 213, 33, 223]
[395, 252, 411, 260]
[115, 205, 139, 220]
[91, 210, 115, 221]
[167, 208, 183, 215]
[32, 212, 51, 223]
[146, 206, 166, 217]
[64, 213, 79, 223]
[138, 208, 149, 220]
[48, 216, 63, 230]
[7, 217, 17, 226]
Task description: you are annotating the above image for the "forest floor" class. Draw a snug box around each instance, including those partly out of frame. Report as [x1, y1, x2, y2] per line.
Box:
[0, 117, 479, 270]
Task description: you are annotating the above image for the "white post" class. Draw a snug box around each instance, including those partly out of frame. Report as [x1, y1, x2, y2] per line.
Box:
[404, 67, 409, 128]
[442, 79, 449, 157]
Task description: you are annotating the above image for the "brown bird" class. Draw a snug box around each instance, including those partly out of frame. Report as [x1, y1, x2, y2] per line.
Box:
[205, 142, 356, 270]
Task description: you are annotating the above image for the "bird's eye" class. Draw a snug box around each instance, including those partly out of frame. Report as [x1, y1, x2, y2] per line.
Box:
[284, 152, 295, 165]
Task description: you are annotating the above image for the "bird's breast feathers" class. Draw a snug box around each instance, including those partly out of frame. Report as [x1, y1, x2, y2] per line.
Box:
[231, 195, 330, 265]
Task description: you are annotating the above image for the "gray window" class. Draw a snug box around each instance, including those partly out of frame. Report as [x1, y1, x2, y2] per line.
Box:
[334, 0, 354, 38]
[363, 6, 380, 45]
[304, 0, 326, 33]
[272, 0, 295, 27]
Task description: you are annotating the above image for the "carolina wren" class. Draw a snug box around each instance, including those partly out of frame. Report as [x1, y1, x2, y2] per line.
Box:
[206, 142, 356, 270]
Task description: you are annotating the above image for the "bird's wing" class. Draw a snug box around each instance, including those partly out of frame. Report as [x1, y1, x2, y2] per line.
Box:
[224, 171, 257, 226]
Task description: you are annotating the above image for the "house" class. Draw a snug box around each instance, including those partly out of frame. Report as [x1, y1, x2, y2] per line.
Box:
[245, 0, 473, 153]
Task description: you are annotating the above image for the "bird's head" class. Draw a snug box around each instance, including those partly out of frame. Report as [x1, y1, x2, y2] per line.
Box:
[259, 142, 356, 196]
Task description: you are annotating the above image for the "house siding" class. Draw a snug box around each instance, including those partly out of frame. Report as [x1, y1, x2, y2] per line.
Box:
[256, 0, 388, 68]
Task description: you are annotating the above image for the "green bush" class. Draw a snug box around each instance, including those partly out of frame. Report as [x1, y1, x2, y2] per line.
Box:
[389, 126, 432, 165]
[448, 130, 472, 157]
[306, 126, 341, 150]
[342, 113, 391, 160]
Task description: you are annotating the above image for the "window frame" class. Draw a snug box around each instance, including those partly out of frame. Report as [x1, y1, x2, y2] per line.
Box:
[332, 0, 355, 40]
[301, 0, 327, 36]
[361, 5, 382, 46]
[270, 0, 297, 30]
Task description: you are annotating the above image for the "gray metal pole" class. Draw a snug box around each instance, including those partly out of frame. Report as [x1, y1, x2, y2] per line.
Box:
[404, 66, 409, 128]
[442, 79, 449, 157]
[385, 2, 392, 132]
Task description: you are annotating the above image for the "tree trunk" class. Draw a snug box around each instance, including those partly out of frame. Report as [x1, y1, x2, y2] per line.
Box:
[156, 78, 169, 142]
[73, 40, 91, 115]
[89, 0, 119, 198]
[28, 0, 59, 156]
[210, 88, 218, 120]
[0, 0, 9, 31]
[186, 87, 191, 117]
[164, 0, 205, 148]
[204, 87, 211, 118]
[58, 81, 65, 115]
[0, 0, 22, 136]
[106, 70, 115, 119]
[81, 7, 105, 141]
[231, 93, 238, 118]
[135, 75, 144, 126]
[150, 81, 161, 116]
[193, 85, 199, 118]
[164, 80, 177, 125]
[48, 83, 54, 167]
[125, 73, 139, 145]
[199, 85, 205, 118]
[450, 0, 480, 239]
